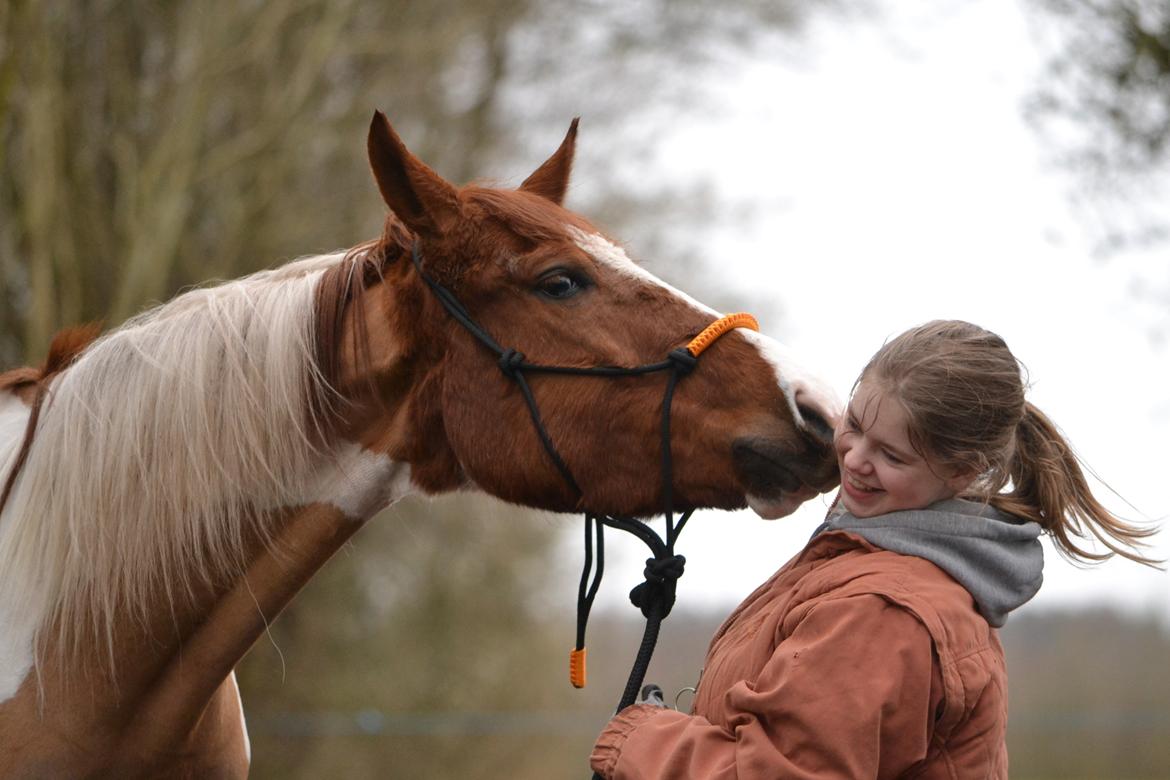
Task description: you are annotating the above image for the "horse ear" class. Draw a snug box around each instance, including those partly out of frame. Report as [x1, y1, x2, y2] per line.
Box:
[367, 111, 460, 238]
[519, 117, 579, 206]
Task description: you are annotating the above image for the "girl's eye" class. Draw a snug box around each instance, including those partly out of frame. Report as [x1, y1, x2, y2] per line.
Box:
[883, 450, 904, 465]
[537, 272, 585, 300]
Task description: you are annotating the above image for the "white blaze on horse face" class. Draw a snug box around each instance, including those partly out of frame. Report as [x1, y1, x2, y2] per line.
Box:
[569, 228, 840, 520]
[736, 331, 841, 521]
[567, 227, 720, 318]
[738, 329, 842, 435]
[290, 441, 413, 520]
[567, 226, 842, 436]
[0, 391, 36, 702]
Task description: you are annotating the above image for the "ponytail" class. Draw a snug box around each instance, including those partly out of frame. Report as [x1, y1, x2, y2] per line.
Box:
[868, 320, 1159, 567]
[990, 402, 1161, 567]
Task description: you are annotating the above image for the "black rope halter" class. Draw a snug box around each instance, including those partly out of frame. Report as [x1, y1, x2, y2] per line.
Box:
[409, 242, 755, 753]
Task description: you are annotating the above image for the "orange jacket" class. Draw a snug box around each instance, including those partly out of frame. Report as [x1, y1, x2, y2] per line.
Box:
[591, 531, 1011, 779]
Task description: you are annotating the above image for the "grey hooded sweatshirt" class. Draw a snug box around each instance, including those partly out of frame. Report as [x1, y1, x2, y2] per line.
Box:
[812, 498, 1045, 626]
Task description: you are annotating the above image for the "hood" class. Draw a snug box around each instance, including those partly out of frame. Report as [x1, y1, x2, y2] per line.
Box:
[814, 498, 1044, 626]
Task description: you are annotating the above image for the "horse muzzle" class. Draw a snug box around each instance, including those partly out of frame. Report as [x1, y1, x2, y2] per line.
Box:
[732, 435, 840, 518]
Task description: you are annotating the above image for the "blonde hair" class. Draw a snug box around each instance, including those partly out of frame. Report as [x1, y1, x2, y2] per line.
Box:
[0, 252, 346, 671]
[861, 320, 1159, 567]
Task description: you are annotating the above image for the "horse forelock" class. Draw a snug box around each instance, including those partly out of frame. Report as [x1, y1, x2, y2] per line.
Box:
[0, 251, 352, 673]
[464, 186, 591, 236]
[452, 187, 595, 273]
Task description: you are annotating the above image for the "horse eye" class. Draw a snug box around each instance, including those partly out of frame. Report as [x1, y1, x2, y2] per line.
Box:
[537, 272, 583, 300]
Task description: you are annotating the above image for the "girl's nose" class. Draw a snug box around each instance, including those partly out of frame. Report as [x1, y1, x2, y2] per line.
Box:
[841, 445, 872, 475]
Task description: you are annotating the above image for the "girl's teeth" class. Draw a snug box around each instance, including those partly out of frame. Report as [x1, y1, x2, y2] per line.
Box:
[848, 475, 877, 492]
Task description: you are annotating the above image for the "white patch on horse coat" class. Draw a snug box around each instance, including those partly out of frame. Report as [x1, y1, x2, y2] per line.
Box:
[738, 328, 843, 433]
[0, 391, 35, 702]
[568, 226, 842, 433]
[0, 605, 33, 704]
[291, 442, 412, 520]
[567, 227, 720, 317]
[228, 671, 251, 765]
[0, 251, 362, 672]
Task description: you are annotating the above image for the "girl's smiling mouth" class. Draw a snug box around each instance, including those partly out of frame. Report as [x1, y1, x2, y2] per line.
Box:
[842, 471, 883, 500]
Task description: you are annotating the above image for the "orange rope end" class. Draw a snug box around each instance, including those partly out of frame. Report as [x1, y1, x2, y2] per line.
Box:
[685, 312, 759, 357]
[570, 647, 587, 688]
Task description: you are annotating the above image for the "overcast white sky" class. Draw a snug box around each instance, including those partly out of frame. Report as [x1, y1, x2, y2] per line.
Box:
[575, 1, 1170, 621]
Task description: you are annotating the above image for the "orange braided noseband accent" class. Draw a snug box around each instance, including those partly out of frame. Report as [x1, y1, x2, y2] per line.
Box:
[685, 312, 759, 357]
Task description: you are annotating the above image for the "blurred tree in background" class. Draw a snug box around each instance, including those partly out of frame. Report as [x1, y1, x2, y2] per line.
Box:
[0, 1, 827, 778]
[3, 1, 1167, 777]
[1023, 0, 1170, 342]
[1025, 0, 1170, 253]
[0, 0, 825, 365]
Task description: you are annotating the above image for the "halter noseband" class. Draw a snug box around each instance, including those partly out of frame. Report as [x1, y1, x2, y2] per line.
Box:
[410, 243, 756, 715]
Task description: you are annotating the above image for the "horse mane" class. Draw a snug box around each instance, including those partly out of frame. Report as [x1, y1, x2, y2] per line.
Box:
[313, 215, 411, 407]
[0, 190, 581, 669]
[0, 251, 362, 667]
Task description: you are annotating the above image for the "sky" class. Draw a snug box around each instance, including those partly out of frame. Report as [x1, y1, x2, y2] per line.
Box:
[573, 1, 1170, 622]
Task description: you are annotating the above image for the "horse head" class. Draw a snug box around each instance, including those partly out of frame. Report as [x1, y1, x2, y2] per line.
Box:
[335, 112, 841, 519]
[0, 110, 845, 777]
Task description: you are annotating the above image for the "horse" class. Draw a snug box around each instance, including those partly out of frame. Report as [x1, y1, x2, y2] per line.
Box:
[0, 112, 841, 777]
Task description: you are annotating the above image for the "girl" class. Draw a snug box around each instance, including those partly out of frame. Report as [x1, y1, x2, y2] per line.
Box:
[590, 319, 1158, 780]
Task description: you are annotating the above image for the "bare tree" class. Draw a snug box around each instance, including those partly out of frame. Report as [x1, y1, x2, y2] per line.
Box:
[1025, 0, 1170, 253]
[0, 0, 825, 365]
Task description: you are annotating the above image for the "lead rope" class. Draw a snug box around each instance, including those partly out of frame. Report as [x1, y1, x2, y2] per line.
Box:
[408, 244, 755, 778]
[576, 509, 694, 709]
[572, 347, 695, 710]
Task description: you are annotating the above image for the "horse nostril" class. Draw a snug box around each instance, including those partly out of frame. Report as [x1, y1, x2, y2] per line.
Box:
[732, 435, 839, 497]
[797, 403, 834, 446]
[732, 439, 804, 494]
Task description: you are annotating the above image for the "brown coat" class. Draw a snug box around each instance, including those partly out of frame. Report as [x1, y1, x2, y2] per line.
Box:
[591, 531, 1009, 779]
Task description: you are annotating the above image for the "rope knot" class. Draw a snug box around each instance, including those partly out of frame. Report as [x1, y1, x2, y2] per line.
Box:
[498, 348, 526, 378]
[667, 347, 698, 375]
[643, 554, 686, 583]
[629, 554, 686, 619]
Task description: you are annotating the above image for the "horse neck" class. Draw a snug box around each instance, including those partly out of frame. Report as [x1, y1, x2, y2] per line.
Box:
[330, 263, 469, 494]
[0, 499, 376, 775]
[2, 374, 415, 770]
[0, 252, 416, 648]
[0, 251, 432, 772]
[106, 500, 372, 768]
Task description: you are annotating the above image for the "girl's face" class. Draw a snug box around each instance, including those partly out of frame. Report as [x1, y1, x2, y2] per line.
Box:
[833, 379, 971, 518]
